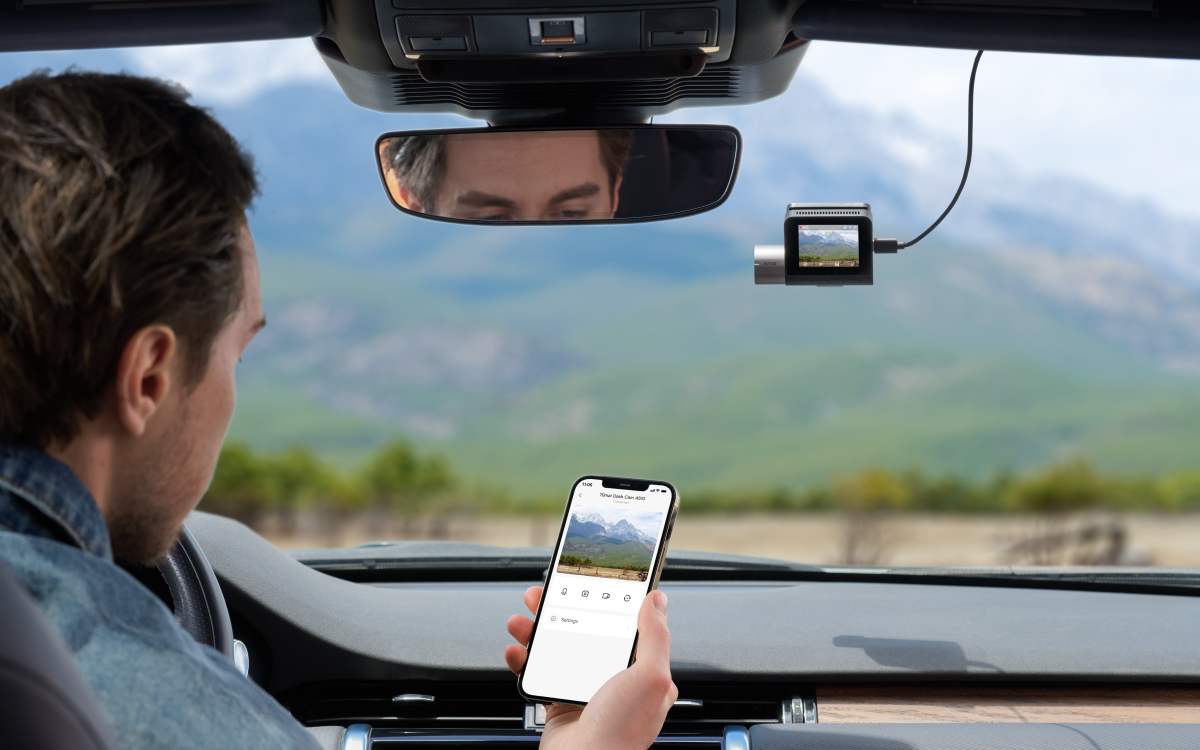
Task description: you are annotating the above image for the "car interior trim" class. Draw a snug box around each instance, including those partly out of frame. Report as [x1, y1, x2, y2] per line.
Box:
[365, 732, 725, 744]
[343, 723, 371, 750]
[723, 725, 751, 750]
[233, 639, 250, 677]
[0, 0, 325, 52]
[749, 722, 1200, 750]
[815, 683, 1200, 724]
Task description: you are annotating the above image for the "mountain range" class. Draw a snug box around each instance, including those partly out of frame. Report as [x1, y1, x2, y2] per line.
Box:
[572, 513, 657, 545]
[797, 231, 858, 248]
[563, 512, 655, 568]
[796, 231, 859, 261]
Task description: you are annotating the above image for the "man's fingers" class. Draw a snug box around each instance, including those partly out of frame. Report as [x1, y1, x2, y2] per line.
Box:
[506, 588, 542, 677]
[504, 643, 528, 675]
[633, 590, 673, 676]
[507, 613, 534, 646]
[524, 586, 542, 615]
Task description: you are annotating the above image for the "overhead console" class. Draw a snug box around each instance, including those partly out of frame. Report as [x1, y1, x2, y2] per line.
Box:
[379, 0, 736, 69]
[317, 0, 807, 123]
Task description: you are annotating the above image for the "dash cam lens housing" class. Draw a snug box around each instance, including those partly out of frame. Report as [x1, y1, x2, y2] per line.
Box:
[783, 203, 873, 286]
[753, 244, 785, 284]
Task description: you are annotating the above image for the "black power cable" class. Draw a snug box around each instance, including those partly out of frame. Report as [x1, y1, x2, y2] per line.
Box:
[875, 50, 984, 253]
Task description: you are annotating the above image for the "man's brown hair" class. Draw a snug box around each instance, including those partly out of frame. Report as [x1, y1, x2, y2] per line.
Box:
[381, 130, 632, 215]
[0, 70, 258, 447]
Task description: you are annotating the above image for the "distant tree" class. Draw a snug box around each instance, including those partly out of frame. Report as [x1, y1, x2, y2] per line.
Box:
[364, 440, 456, 522]
[831, 468, 911, 514]
[201, 442, 367, 536]
[201, 443, 275, 527]
[1007, 458, 1107, 515]
[263, 446, 340, 533]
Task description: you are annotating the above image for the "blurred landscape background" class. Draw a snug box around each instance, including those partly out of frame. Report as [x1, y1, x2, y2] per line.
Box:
[5, 41, 1200, 566]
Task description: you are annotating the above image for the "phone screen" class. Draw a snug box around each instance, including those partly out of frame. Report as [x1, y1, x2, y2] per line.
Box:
[519, 477, 677, 704]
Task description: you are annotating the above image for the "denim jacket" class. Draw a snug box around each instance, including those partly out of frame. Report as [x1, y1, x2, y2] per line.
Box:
[0, 444, 320, 750]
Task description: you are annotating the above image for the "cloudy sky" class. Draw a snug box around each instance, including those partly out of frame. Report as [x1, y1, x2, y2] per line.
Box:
[677, 43, 1200, 221]
[574, 506, 665, 537]
[13, 38, 1200, 219]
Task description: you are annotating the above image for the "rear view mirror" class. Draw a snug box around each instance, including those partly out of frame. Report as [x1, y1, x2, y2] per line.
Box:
[375, 125, 740, 225]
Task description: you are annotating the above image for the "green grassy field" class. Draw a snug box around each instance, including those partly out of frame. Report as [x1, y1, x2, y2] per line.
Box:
[227, 347, 1200, 495]
[798, 243, 858, 260]
[226, 242, 1200, 498]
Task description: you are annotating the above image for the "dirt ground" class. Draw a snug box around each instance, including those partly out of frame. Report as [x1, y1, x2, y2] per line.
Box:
[556, 564, 646, 580]
[258, 512, 1200, 567]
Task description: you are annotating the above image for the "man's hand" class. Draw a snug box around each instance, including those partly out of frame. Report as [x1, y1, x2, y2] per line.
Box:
[505, 586, 678, 750]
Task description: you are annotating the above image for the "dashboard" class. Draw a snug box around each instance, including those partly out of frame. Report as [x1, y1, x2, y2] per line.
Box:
[188, 512, 1200, 749]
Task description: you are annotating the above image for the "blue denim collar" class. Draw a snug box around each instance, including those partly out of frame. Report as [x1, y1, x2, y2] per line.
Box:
[0, 444, 111, 561]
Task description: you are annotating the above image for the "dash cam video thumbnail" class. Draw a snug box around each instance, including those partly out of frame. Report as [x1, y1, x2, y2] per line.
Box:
[796, 225, 859, 268]
[556, 507, 664, 582]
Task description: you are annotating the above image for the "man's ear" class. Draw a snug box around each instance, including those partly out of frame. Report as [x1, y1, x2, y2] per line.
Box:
[610, 173, 624, 216]
[114, 325, 179, 437]
[398, 185, 423, 213]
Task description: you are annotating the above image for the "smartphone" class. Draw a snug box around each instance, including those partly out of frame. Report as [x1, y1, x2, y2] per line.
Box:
[517, 475, 679, 705]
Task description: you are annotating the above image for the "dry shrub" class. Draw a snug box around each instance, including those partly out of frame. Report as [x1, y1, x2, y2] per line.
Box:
[831, 468, 910, 565]
[998, 458, 1147, 566]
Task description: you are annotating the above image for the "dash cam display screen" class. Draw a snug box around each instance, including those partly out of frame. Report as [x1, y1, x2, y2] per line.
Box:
[796, 225, 860, 268]
[520, 479, 673, 704]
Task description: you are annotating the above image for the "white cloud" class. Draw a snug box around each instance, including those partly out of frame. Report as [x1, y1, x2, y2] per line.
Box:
[780, 43, 1200, 219]
[123, 38, 336, 106]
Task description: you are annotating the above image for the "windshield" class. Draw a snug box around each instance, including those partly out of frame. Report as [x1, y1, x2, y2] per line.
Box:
[7, 41, 1199, 573]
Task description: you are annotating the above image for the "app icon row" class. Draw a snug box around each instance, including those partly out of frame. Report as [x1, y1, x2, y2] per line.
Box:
[559, 587, 631, 602]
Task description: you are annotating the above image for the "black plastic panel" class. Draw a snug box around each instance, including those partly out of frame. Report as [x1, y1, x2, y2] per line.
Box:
[376, 0, 736, 68]
[794, 0, 1200, 60]
[0, 1, 324, 52]
[317, 36, 806, 123]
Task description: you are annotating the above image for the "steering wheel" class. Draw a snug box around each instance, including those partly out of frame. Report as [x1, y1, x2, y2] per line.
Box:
[120, 525, 235, 662]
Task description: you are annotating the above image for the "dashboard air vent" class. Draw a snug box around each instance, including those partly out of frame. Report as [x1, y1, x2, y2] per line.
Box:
[286, 682, 526, 730]
[283, 681, 802, 737]
[662, 685, 790, 731]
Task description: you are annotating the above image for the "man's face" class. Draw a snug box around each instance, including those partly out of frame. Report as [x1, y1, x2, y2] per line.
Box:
[107, 225, 265, 564]
[428, 131, 621, 221]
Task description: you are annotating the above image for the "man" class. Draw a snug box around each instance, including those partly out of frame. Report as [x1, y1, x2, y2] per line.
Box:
[0, 71, 675, 748]
[380, 130, 631, 221]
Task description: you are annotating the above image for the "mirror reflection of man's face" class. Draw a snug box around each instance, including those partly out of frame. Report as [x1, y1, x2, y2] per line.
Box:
[417, 131, 620, 221]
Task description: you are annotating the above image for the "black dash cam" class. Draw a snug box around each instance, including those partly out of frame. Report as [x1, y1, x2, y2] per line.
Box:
[755, 203, 874, 286]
